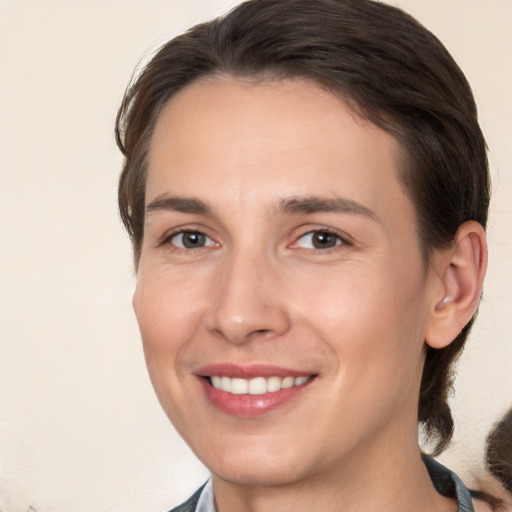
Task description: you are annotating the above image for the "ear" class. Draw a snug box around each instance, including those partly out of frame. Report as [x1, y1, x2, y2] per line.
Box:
[425, 221, 488, 349]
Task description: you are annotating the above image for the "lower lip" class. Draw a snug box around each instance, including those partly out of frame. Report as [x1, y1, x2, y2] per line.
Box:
[199, 378, 313, 417]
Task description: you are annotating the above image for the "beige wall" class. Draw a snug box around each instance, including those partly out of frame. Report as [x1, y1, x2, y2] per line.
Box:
[0, 1, 510, 510]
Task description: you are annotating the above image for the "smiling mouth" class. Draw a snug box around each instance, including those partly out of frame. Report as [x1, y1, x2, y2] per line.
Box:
[207, 375, 313, 395]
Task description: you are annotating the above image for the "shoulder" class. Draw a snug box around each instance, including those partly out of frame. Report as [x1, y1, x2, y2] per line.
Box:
[168, 485, 205, 512]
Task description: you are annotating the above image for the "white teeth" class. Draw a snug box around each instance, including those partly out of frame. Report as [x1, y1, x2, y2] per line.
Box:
[220, 376, 231, 392]
[209, 375, 311, 395]
[281, 376, 294, 389]
[248, 377, 267, 395]
[266, 376, 282, 392]
[231, 378, 248, 394]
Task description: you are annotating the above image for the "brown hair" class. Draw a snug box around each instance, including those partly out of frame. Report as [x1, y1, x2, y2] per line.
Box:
[487, 408, 512, 493]
[116, 0, 489, 454]
[470, 409, 512, 510]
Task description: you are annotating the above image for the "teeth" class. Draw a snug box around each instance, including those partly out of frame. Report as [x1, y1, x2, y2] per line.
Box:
[281, 376, 294, 389]
[248, 377, 267, 395]
[231, 378, 248, 394]
[266, 376, 282, 392]
[294, 376, 309, 386]
[221, 376, 231, 392]
[209, 375, 311, 395]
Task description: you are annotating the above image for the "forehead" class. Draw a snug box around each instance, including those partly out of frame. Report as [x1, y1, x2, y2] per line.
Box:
[146, 77, 414, 225]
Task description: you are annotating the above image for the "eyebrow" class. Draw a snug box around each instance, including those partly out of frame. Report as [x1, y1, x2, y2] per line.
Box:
[145, 196, 211, 215]
[145, 194, 377, 220]
[276, 196, 378, 220]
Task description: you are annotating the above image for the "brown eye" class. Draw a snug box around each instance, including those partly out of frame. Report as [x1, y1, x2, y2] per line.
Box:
[296, 230, 343, 250]
[170, 231, 213, 249]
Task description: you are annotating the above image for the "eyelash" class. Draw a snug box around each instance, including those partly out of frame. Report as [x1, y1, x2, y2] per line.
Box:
[292, 228, 350, 253]
[159, 227, 351, 253]
[160, 230, 217, 251]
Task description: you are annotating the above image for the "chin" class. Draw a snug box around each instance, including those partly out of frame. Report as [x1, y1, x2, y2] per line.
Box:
[210, 457, 307, 488]
[191, 433, 327, 488]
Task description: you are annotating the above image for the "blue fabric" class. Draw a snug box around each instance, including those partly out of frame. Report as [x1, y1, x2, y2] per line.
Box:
[424, 455, 475, 512]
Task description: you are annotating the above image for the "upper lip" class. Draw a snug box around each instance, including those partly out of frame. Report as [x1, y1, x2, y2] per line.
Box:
[194, 363, 315, 379]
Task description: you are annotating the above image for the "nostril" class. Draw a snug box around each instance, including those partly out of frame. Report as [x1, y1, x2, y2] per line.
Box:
[205, 296, 291, 344]
[250, 329, 275, 339]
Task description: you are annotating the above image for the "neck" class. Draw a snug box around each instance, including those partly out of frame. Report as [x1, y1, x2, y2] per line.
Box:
[211, 426, 458, 512]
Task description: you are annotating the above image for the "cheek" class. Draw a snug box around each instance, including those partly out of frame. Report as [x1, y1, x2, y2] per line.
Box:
[292, 262, 428, 380]
[132, 272, 207, 426]
[132, 269, 209, 402]
[133, 269, 207, 349]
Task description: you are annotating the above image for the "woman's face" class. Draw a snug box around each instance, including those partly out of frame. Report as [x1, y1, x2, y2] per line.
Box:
[134, 78, 442, 486]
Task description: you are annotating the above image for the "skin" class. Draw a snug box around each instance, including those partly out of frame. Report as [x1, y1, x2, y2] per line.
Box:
[474, 474, 512, 512]
[133, 77, 481, 512]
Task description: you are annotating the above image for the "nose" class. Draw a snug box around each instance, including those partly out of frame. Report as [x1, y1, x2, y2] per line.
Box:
[205, 251, 291, 344]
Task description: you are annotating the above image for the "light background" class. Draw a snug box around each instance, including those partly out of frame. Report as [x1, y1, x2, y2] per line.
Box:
[0, 1, 511, 511]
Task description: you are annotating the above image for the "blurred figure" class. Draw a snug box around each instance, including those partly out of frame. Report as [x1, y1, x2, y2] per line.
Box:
[473, 408, 512, 511]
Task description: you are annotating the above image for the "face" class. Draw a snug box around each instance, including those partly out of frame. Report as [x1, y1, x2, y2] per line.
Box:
[134, 77, 441, 487]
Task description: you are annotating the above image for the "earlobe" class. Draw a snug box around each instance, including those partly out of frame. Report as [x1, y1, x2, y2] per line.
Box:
[425, 221, 487, 349]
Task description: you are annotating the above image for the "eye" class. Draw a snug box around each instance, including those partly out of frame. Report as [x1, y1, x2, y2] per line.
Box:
[168, 231, 216, 249]
[295, 230, 344, 250]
